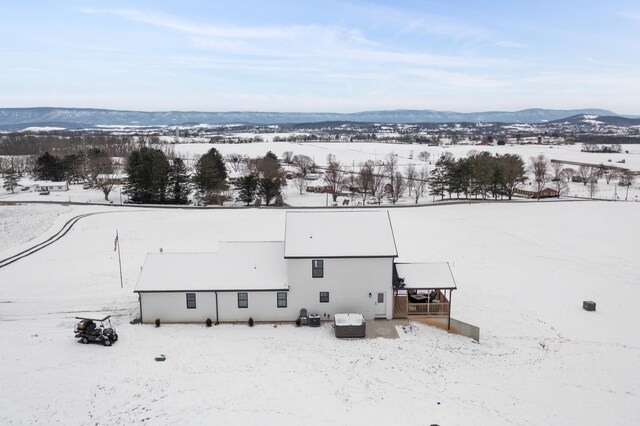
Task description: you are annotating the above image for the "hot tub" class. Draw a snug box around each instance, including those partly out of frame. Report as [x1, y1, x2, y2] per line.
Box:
[334, 313, 366, 338]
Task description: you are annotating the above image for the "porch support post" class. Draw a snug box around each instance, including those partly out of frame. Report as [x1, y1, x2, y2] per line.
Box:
[447, 289, 452, 331]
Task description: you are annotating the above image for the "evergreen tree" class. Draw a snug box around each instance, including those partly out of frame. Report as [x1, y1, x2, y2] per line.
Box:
[2, 168, 19, 193]
[470, 152, 494, 199]
[192, 148, 228, 204]
[124, 147, 170, 204]
[264, 151, 279, 161]
[428, 164, 446, 200]
[236, 174, 259, 205]
[167, 157, 191, 204]
[33, 152, 63, 181]
[258, 176, 282, 206]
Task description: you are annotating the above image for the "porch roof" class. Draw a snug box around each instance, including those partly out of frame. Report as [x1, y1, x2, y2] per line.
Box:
[395, 262, 457, 290]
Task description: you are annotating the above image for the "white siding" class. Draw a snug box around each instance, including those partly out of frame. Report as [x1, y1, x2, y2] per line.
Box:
[216, 291, 293, 322]
[140, 291, 294, 323]
[286, 257, 394, 320]
[140, 257, 395, 323]
[141, 292, 217, 323]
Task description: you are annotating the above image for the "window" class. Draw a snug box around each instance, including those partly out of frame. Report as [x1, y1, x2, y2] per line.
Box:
[277, 292, 287, 308]
[319, 292, 329, 303]
[237, 292, 248, 308]
[186, 293, 196, 309]
[312, 259, 324, 278]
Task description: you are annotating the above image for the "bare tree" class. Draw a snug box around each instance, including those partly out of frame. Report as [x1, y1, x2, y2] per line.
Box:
[292, 154, 314, 177]
[225, 154, 243, 172]
[550, 161, 569, 196]
[97, 178, 115, 201]
[530, 155, 550, 196]
[386, 171, 407, 204]
[563, 167, 576, 183]
[323, 154, 347, 203]
[7, 156, 28, 176]
[577, 165, 597, 186]
[418, 151, 431, 162]
[600, 166, 617, 185]
[370, 161, 387, 204]
[587, 176, 599, 199]
[618, 170, 635, 201]
[383, 153, 401, 202]
[86, 149, 114, 184]
[293, 175, 307, 195]
[413, 166, 429, 204]
[282, 151, 294, 164]
[405, 163, 417, 198]
[357, 161, 374, 204]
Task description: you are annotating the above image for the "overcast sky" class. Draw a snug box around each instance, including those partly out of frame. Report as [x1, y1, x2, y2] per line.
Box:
[1, 0, 639, 113]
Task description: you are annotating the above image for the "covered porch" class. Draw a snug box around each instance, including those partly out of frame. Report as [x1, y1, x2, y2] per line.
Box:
[392, 262, 457, 326]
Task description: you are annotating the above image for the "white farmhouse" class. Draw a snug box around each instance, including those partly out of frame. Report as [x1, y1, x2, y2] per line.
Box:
[134, 211, 456, 325]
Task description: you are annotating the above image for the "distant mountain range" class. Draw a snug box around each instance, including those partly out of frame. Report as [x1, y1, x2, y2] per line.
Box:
[0, 107, 625, 129]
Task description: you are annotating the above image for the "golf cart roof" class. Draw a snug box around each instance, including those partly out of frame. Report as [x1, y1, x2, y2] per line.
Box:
[75, 316, 111, 322]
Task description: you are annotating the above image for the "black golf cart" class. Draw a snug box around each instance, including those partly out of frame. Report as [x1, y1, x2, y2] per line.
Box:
[74, 316, 118, 346]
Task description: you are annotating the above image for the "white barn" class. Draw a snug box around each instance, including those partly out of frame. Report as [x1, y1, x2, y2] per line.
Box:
[134, 211, 456, 324]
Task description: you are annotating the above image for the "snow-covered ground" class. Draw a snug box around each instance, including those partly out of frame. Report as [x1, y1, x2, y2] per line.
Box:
[0, 201, 639, 425]
[2, 142, 640, 206]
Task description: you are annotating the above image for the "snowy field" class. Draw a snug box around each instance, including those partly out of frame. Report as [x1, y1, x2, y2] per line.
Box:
[1, 201, 639, 425]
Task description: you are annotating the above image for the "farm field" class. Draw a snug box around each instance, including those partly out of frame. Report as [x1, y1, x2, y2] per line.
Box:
[0, 201, 639, 425]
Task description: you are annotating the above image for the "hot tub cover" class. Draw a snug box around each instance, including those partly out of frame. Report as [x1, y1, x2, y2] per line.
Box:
[334, 313, 365, 326]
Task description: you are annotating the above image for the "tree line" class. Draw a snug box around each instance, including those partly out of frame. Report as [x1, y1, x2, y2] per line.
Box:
[428, 152, 527, 200]
[124, 148, 287, 206]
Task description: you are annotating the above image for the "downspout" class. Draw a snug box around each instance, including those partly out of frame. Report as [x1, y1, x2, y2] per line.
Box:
[138, 293, 143, 324]
[214, 291, 219, 325]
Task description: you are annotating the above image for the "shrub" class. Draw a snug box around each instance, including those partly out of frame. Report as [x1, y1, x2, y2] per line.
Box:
[248, 317, 254, 327]
[155, 318, 161, 327]
[205, 318, 212, 327]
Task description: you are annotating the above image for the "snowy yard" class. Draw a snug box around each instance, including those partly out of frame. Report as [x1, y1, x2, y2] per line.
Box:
[0, 201, 639, 425]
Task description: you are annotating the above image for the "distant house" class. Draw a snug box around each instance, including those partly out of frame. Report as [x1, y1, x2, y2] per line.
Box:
[226, 170, 243, 185]
[33, 181, 69, 192]
[513, 187, 559, 199]
[134, 211, 457, 325]
[96, 172, 126, 185]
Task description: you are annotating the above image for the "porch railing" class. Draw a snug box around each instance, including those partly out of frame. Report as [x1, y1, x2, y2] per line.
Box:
[407, 302, 450, 315]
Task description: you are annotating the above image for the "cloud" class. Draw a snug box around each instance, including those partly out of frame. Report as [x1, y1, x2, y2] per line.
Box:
[495, 40, 526, 49]
[81, 7, 374, 45]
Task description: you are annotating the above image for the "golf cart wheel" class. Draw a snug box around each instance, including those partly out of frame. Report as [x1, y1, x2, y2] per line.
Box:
[112, 333, 118, 341]
[81, 337, 89, 344]
[103, 339, 112, 347]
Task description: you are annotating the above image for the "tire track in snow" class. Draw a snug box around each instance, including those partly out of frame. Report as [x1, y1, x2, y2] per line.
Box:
[0, 211, 116, 270]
